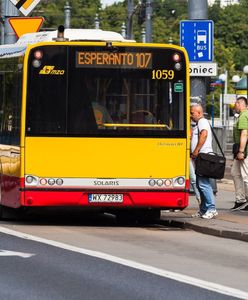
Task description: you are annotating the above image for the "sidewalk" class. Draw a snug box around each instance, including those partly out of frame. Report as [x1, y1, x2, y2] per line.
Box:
[160, 178, 248, 243]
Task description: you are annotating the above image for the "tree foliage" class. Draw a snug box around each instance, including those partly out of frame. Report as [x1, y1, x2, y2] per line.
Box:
[33, 0, 248, 72]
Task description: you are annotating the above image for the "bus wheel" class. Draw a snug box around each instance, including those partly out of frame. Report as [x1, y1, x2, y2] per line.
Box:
[0, 205, 9, 220]
[0, 205, 3, 220]
[0, 204, 16, 221]
[115, 211, 136, 224]
[136, 209, 161, 223]
[115, 209, 161, 224]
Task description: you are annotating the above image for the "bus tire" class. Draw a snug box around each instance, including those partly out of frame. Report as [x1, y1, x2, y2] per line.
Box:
[115, 209, 161, 224]
[0, 205, 3, 220]
[136, 209, 161, 222]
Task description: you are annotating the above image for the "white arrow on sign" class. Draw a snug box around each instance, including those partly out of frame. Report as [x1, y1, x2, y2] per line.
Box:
[9, 0, 41, 16]
[0, 250, 35, 258]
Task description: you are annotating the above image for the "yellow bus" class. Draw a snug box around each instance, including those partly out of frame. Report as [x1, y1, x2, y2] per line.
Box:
[0, 27, 190, 220]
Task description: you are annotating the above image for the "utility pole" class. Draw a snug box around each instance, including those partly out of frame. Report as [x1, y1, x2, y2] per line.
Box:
[2, 0, 19, 44]
[145, 0, 152, 43]
[188, 0, 208, 110]
[1, 1, 5, 44]
[188, 0, 208, 19]
[64, 1, 71, 29]
[127, 0, 133, 39]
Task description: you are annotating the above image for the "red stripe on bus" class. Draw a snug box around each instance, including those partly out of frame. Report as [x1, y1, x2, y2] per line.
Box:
[23, 190, 188, 208]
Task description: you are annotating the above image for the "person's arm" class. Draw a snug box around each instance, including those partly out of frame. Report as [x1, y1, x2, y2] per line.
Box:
[237, 129, 248, 160]
[191, 129, 208, 158]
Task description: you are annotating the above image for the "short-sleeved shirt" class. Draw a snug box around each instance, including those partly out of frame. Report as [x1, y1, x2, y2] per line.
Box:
[191, 118, 213, 154]
[233, 109, 248, 155]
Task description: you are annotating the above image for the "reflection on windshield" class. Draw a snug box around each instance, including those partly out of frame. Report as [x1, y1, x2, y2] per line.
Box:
[69, 77, 185, 133]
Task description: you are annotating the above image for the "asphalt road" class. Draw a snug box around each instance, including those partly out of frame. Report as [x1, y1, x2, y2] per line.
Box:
[0, 231, 241, 300]
[0, 189, 247, 300]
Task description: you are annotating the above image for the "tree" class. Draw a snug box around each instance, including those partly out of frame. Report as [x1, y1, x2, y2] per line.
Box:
[32, 0, 247, 76]
[33, 0, 101, 29]
[210, 3, 248, 71]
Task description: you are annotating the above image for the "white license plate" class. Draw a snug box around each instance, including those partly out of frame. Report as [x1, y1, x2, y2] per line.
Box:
[88, 194, 123, 203]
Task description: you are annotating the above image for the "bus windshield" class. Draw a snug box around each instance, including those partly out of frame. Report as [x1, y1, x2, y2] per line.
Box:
[26, 45, 187, 137]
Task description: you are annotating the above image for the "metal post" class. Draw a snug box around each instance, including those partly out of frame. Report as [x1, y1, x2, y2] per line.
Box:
[188, 0, 208, 19]
[221, 83, 224, 126]
[145, 0, 152, 43]
[94, 14, 100, 29]
[4, 0, 19, 44]
[64, 1, 71, 29]
[1, 0, 5, 45]
[188, 0, 208, 110]
[127, 0, 133, 39]
[219, 73, 226, 126]
[121, 23, 126, 38]
[245, 72, 248, 100]
[211, 93, 215, 127]
[243, 65, 248, 100]
[141, 28, 146, 43]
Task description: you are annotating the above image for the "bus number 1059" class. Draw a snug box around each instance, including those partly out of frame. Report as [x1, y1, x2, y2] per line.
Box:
[152, 69, 174, 80]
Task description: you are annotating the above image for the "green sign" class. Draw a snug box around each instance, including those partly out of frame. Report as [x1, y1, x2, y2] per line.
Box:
[174, 83, 184, 92]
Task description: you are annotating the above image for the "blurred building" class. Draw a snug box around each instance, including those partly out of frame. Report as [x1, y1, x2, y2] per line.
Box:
[208, 0, 240, 6]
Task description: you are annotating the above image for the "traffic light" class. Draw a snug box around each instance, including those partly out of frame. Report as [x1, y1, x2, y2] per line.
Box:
[138, 1, 146, 25]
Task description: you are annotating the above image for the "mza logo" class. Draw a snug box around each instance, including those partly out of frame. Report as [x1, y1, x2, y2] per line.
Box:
[39, 66, 65, 75]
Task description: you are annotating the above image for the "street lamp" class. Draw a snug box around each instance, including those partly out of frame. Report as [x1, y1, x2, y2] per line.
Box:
[231, 75, 240, 97]
[219, 73, 227, 126]
[243, 65, 248, 100]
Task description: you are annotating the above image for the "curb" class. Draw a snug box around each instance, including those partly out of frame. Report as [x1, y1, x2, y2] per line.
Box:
[159, 219, 248, 243]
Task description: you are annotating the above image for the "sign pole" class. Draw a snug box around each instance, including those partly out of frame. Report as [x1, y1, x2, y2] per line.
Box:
[3, 0, 19, 44]
[1, 0, 5, 44]
[188, 0, 208, 110]
[145, 0, 152, 43]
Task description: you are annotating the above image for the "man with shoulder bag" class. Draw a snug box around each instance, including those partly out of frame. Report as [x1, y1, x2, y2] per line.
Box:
[230, 96, 248, 211]
[190, 104, 218, 219]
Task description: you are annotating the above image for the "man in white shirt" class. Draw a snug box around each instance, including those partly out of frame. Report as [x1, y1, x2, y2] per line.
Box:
[190, 104, 218, 219]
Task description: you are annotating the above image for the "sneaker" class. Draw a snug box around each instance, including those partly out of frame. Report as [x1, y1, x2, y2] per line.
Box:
[230, 201, 247, 211]
[192, 211, 203, 218]
[201, 210, 218, 219]
[240, 203, 248, 211]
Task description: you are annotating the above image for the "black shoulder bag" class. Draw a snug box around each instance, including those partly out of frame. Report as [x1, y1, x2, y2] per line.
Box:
[195, 126, 226, 179]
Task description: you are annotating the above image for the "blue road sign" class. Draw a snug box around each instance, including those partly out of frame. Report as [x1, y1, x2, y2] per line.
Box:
[180, 20, 214, 62]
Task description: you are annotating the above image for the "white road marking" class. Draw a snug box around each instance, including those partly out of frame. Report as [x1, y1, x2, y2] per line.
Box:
[0, 249, 35, 258]
[0, 226, 247, 299]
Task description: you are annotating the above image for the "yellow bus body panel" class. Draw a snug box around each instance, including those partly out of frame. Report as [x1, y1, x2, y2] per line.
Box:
[21, 41, 190, 181]
[25, 137, 188, 179]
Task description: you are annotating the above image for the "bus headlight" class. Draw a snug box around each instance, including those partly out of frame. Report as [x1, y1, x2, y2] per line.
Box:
[157, 179, 163, 186]
[32, 59, 41, 68]
[164, 179, 172, 187]
[40, 178, 47, 185]
[148, 179, 156, 186]
[174, 176, 185, 186]
[48, 178, 55, 186]
[177, 177, 185, 185]
[56, 178, 64, 186]
[172, 53, 181, 62]
[25, 175, 38, 185]
[174, 62, 182, 71]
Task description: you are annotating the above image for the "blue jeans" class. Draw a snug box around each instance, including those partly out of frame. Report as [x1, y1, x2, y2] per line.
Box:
[190, 159, 201, 201]
[196, 175, 216, 213]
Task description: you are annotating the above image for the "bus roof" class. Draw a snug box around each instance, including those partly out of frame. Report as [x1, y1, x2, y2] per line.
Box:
[0, 28, 135, 59]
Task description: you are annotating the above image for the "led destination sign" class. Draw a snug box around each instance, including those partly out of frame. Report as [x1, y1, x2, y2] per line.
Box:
[76, 52, 152, 69]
